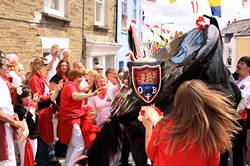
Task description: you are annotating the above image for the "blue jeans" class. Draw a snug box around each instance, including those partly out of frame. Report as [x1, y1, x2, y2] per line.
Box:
[35, 137, 55, 165]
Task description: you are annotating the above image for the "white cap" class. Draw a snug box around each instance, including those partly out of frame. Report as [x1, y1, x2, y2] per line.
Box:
[94, 64, 103, 69]
[63, 48, 71, 53]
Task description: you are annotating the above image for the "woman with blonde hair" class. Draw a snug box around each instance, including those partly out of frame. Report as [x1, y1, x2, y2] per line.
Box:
[29, 57, 60, 165]
[83, 70, 99, 92]
[88, 74, 121, 125]
[141, 80, 241, 166]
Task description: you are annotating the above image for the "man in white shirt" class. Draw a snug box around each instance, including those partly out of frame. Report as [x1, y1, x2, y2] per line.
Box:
[105, 67, 121, 88]
[220, 56, 250, 166]
[46, 44, 60, 82]
[0, 52, 23, 166]
[235, 56, 250, 165]
[94, 64, 104, 74]
[62, 48, 70, 61]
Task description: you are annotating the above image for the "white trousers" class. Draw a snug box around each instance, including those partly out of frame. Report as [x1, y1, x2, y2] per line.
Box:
[0, 124, 16, 166]
[18, 138, 37, 166]
[65, 124, 85, 166]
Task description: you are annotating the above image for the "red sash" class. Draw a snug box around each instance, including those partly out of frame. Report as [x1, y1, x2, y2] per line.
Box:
[38, 106, 54, 144]
[0, 122, 8, 161]
[24, 138, 34, 166]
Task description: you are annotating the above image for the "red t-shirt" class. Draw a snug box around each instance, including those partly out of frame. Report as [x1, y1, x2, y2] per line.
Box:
[58, 81, 85, 144]
[60, 81, 84, 116]
[147, 121, 220, 166]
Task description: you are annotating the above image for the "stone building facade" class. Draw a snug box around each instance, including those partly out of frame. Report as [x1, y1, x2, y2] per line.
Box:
[221, 19, 250, 72]
[0, 0, 85, 67]
[0, 0, 120, 70]
[84, 0, 121, 71]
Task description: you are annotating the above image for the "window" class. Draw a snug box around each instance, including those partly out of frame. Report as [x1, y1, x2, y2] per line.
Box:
[121, 0, 128, 32]
[119, 61, 124, 69]
[40, 37, 69, 57]
[133, 0, 137, 20]
[95, 0, 105, 26]
[226, 48, 232, 66]
[44, 0, 67, 17]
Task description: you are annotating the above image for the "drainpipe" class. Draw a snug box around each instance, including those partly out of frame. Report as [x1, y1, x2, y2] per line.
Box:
[115, 0, 118, 43]
[82, 0, 87, 64]
[114, 0, 119, 69]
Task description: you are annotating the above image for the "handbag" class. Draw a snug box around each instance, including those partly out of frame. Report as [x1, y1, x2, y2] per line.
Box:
[13, 111, 30, 144]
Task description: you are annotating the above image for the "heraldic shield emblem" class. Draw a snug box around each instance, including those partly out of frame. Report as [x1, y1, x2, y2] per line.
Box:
[128, 61, 164, 104]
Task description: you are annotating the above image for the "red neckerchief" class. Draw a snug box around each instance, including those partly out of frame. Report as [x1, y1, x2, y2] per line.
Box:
[62, 75, 68, 82]
[23, 101, 37, 111]
[98, 87, 107, 99]
[0, 74, 12, 90]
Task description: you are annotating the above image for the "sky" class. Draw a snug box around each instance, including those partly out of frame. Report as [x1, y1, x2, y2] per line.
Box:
[142, 0, 250, 42]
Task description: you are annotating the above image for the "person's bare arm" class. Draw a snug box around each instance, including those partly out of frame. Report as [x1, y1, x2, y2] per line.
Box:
[71, 89, 99, 101]
[49, 82, 58, 91]
[50, 80, 64, 102]
[141, 106, 154, 150]
[0, 110, 24, 129]
[47, 55, 57, 71]
[144, 119, 153, 150]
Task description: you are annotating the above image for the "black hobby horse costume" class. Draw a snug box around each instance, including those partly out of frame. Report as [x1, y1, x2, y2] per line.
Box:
[83, 16, 242, 166]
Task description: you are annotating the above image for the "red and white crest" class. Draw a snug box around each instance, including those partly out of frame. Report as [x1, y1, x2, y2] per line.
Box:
[131, 64, 162, 104]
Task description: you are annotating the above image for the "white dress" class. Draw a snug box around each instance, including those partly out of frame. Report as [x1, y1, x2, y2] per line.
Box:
[0, 77, 16, 166]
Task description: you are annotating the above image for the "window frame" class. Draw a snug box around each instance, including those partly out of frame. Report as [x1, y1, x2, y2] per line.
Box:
[121, 0, 128, 32]
[95, 0, 105, 26]
[44, 0, 66, 17]
[133, 0, 137, 20]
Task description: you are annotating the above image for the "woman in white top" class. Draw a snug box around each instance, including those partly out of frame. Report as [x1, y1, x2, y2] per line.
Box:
[87, 74, 121, 125]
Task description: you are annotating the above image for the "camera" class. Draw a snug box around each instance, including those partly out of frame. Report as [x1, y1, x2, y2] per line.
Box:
[55, 51, 61, 59]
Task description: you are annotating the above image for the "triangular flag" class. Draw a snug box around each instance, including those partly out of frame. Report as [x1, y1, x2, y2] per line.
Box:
[153, 25, 160, 29]
[148, 0, 156, 2]
[191, 0, 199, 13]
[169, 0, 176, 4]
[208, 0, 221, 17]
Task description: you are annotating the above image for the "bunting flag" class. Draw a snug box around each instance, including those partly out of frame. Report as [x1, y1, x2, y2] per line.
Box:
[208, 0, 222, 17]
[155, 31, 168, 46]
[146, 24, 168, 47]
[153, 25, 160, 29]
[148, 0, 176, 4]
[242, 0, 248, 8]
[191, 0, 199, 13]
[169, 0, 176, 4]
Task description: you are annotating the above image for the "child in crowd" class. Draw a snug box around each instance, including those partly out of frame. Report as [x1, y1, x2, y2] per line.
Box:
[74, 105, 102, 165]
[81, 105, 101, 150]
[14, 87, 38, 166]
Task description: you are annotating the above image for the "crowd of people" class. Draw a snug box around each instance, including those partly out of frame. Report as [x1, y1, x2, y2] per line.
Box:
[0, 42, 250, 166]
[0, 44, 128, 166]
